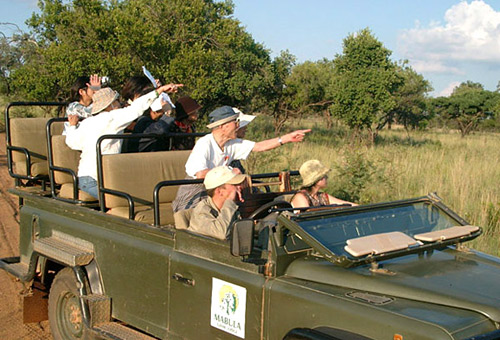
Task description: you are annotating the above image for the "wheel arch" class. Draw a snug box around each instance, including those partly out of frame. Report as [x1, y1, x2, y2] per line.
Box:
[39, 257, 103, 295]
[283, 327, 373, 340]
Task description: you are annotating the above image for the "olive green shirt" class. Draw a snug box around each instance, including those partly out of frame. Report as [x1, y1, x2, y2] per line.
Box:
[188, 197, 239, 240]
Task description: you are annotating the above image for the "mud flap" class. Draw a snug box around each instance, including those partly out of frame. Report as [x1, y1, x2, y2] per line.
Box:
[23, 281, 48, 323]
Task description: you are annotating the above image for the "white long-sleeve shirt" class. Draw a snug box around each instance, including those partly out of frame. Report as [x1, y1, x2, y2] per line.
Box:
[65, 90, 158, 180]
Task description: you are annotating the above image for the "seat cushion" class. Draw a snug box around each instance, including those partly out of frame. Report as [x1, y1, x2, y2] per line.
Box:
[107, 203, 175, 225]
[14, 160, 49, 177]
[59, 183, 97, 202]
[102, 150, 191, 209]
[173, 208, 193, 230]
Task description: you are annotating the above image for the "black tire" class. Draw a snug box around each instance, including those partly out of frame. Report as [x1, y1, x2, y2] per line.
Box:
[48, 267, 86, 340]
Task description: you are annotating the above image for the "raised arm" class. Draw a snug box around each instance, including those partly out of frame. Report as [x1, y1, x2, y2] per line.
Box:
[252, 129, 311, 152]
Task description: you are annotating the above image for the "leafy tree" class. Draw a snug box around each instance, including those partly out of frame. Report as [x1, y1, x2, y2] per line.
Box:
[431, 81, 498, 137]
[253, 50, 296, 133]
[255, 56, 337, 133]
[389, 61, 433, 131]
[11, 0, 271, 109]
[285, 59, 335, 128]
[329, 28, 402, 143]
[0, 23, 37, 95]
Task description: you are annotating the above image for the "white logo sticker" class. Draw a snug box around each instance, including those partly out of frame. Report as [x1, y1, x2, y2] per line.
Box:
[211, 278, 247, 338]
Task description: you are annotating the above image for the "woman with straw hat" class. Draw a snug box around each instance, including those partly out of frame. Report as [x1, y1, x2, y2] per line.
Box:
[291, 160, 356, 211]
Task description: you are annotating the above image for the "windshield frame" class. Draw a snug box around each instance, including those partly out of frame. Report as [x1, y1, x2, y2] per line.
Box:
[277, 194, 481, 268]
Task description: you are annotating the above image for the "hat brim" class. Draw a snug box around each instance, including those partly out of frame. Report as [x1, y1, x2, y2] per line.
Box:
[207, 113, 239, 129]
[302, 168, 330, 188]
[91, 91, 119, 115]
[176, 104, 201, 121]
[226, 174, 247, 186]
[237, 114, 256, 129]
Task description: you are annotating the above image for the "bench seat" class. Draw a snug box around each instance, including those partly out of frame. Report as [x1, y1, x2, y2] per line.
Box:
[10, 117, 63, 177]
[101, 150, 191, 226]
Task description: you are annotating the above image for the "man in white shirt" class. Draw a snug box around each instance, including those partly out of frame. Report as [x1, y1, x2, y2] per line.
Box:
[65, 83, 182, 198]
[173, 106, 310, 212]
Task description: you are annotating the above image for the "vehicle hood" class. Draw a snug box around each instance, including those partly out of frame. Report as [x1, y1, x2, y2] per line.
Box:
[285, 248, 500, 322]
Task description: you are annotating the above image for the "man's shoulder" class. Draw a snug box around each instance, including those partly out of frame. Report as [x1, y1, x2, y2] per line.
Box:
[226, 138, 253, 147]
[197, 133, 213, 141]
[193, 197, 213, 211]
[192, 133, 214, 149]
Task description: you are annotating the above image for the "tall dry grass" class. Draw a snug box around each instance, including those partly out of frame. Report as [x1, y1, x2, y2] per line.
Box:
[244, 118, 500, 255]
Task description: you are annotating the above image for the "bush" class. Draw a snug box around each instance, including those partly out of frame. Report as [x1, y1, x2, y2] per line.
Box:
[330, 148, 389, 203]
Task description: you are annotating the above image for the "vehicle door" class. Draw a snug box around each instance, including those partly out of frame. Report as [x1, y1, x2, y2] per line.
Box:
[168, 231, 266, 339]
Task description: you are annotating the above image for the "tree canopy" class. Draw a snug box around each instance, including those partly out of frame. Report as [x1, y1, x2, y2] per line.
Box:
[329, 28, 402, 142]
[430, 81, 499, 136]
[389, 61, 433, 131]
[4, 2, 496, 139]
[11, 0, 271, 110]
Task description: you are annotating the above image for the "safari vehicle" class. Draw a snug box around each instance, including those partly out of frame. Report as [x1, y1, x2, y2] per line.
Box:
[2, 104, 500, 340]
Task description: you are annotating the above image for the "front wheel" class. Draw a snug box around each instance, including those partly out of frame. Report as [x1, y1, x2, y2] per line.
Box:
[48, 267, 86, 340]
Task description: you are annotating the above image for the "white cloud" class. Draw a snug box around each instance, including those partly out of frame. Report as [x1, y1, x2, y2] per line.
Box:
[398, 0, 500, 70]
[438, 81, 462, 97]
[411, 60, 464, 75]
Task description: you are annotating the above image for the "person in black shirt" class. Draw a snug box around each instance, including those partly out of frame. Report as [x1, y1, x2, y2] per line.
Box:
[128, 96, 173, 152]
[168, 96, 202, 150]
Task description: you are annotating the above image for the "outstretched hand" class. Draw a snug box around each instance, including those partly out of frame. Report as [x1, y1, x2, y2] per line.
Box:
[283, 129, 311, 143]
[158, 83, 184, 94]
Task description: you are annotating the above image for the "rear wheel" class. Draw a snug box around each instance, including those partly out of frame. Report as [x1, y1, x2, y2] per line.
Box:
[48, 267, 85, 340]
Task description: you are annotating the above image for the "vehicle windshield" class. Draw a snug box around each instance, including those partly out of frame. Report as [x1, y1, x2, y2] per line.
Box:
[294, 201, 461, 259]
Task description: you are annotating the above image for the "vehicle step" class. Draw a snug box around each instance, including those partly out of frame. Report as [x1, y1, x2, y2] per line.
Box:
[83, 294, 111, 327]
[0, 256, 31, 280]
[33, 230, 94, 266]
[93, 322, 157, 340]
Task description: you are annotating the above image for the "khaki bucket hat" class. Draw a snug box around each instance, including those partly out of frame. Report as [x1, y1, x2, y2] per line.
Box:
[299, 160, 330, 187]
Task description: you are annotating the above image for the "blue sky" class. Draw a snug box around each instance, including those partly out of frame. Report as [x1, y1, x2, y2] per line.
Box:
[2, 0, 500, 97]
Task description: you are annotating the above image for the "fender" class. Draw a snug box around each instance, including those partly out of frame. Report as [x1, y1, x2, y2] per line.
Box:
[284, 327, 373, 340]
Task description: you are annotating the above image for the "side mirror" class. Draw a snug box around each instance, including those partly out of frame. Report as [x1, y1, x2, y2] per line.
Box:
[231, 219, 254, 256]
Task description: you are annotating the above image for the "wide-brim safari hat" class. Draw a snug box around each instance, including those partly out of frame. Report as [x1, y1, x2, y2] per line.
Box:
[91, 87, 119, 115]
[175, 96, 202, 121]
[233, 108, 256, 130]
[206, 106, 239, 129]
[204, 166, 247, 190]
[299, 159, 330, 188]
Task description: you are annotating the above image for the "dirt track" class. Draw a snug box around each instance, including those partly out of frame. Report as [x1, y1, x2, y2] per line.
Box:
[0, 133, 52, 339]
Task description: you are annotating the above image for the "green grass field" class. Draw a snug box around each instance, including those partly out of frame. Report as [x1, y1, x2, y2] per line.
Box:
[244, 117, 500, 256]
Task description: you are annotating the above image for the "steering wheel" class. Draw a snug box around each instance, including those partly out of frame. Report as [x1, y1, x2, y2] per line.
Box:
[248, 200, 293, 220]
